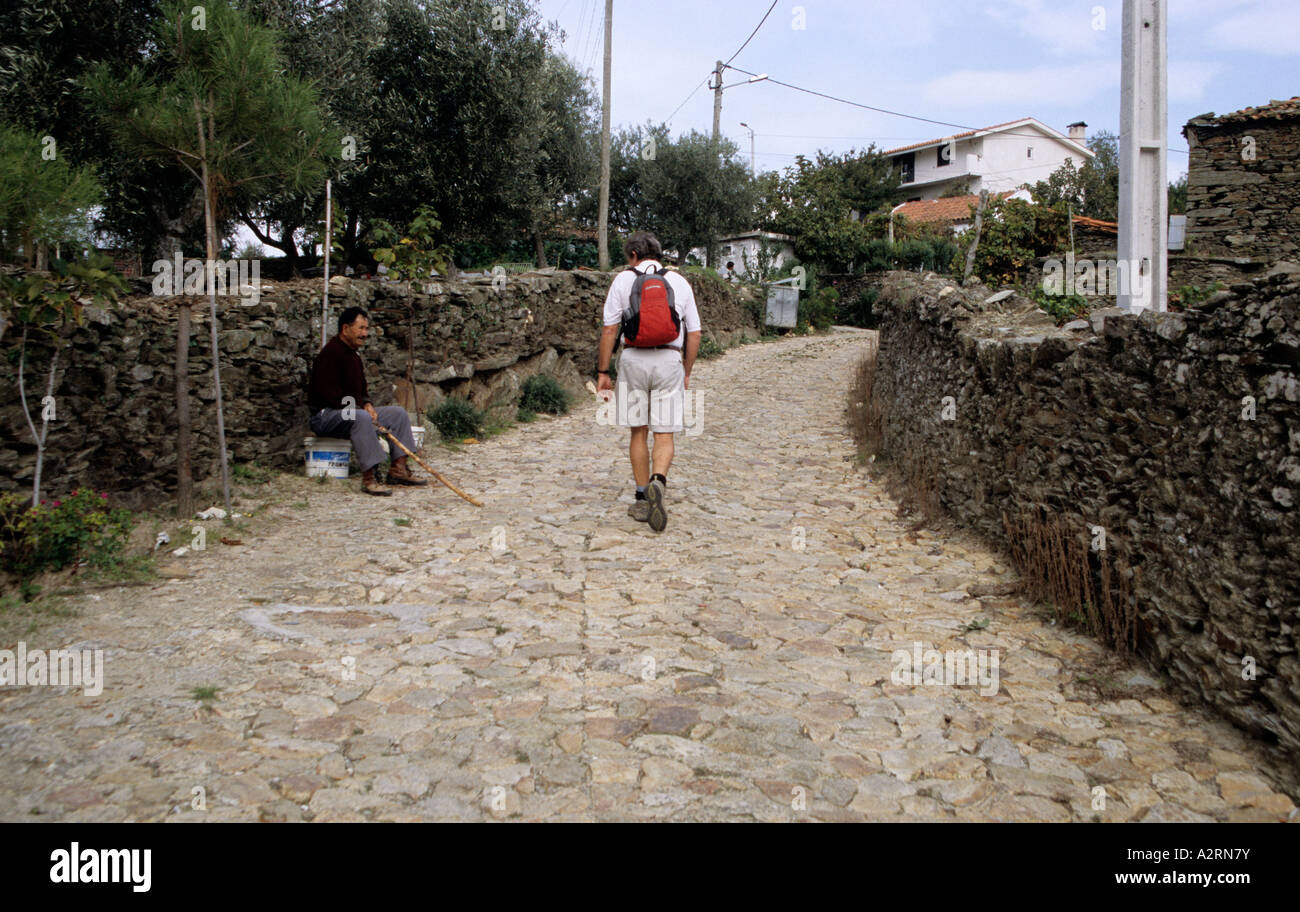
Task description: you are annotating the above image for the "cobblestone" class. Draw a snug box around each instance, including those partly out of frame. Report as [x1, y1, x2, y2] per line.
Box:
[1, 329, 1295, 822]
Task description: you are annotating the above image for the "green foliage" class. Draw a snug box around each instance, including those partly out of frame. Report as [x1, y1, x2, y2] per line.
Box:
[1171, 281, 1223, 310]
[1029, 130, 1118, 221]
[591, 124, 754, 266]
[83, 0, 340, 251]
[230, 462, 271, 485]
[954, 198, 1068, 287]
[518, 374, 571, 415]
[697, 336, 724, 359]
[0, 489, 134, 582]
[516, 407, 537, 423]
[370, 204, 454, 281]
[428, 398, 484, 441]
[799, 287, 839, 332]
[755, 147, 899, 272]
[1029, 283, 1089, 324]
[840, 287, 880, 327]
[0, 125, 102, 261]
[1168, 174, 1188, 216]
[0, 253, 127, 331]
[858, 237, 958, 274]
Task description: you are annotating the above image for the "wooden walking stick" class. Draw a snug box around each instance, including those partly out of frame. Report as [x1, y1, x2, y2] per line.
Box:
[375, 423, 483, 507]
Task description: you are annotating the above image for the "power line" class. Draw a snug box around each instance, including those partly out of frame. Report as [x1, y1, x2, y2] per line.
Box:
[725, 65, 1190, 154]
[665, 0, 778, 127]
[725, 0, 779, 67]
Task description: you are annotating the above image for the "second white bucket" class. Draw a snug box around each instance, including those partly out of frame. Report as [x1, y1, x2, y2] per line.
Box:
[304, 436, 352, 478]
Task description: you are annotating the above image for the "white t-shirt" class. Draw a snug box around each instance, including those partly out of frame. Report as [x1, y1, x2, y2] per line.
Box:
[602, 260, 702, 349]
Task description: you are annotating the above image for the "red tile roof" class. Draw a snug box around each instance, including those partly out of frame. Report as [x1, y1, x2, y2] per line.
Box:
[893, 192, 1017, 225]
[1186, 97, 1300, 129]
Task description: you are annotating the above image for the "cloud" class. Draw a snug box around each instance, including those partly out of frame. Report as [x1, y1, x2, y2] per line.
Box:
[921, 61, 1118, 108]
[1169, 61, 1224, 103]
[982, 0, 1111, 56]
[1207, 0, 1300, 55]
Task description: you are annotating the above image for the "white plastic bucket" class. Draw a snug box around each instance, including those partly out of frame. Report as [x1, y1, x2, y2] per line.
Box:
[380, 426, 425, 457]
[304, 436, 352, 478]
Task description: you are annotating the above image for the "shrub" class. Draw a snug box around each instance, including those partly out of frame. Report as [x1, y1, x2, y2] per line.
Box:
[1030, 283, 1089, 324]
[427, 398, 484, 440]
[0, 489, 133, 582]
[518, 374, 571, 415]
[840, 287, 880, 327]
[799, 287, 839, 331]
[697, 336, 724, 359]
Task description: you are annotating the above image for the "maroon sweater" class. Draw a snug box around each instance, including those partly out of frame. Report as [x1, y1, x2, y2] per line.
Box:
[307, 336, 371, 414]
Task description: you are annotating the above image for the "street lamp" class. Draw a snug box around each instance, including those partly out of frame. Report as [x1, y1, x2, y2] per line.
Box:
[739, 122, 756, 178]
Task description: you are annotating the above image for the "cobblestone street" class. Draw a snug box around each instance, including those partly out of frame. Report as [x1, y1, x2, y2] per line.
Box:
[1, 329, 1294, 822]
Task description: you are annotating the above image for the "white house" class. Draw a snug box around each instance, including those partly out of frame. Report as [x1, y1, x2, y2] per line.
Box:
[688, 231, 796, 278]
[884, 118, 1095, 202]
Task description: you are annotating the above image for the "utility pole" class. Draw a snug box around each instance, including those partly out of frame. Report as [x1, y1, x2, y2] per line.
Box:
[740, 122, 755, 177]
[1118, 0, 1167, 313]
[712, 59, 724, 143]
[597, 0, 613, 271]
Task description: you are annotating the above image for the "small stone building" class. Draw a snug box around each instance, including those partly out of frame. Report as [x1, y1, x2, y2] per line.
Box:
[1182, 97, 1300, 262]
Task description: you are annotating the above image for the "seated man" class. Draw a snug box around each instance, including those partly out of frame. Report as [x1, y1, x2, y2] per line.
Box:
[307, 306, 427, 496]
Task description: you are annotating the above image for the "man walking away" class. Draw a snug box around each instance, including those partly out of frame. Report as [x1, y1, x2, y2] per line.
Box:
[307, 306, 428, 496]
[596, 232, 701, 532]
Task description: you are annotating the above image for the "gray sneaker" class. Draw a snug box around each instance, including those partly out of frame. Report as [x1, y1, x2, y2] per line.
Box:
[627, 499, 651, 522]
[645, 479, 667, 533]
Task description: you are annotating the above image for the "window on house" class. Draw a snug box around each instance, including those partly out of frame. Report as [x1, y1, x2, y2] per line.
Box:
[1027, 146, 1034, 159]
[721, 245, 732, 255]
[936, 145, 951, 168]
[895, 152, 915, 184]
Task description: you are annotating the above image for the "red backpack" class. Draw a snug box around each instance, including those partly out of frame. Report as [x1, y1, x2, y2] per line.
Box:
[622, 266, 681, 347]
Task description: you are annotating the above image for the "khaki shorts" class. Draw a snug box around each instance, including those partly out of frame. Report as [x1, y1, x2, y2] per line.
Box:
[616, 347, 685, 433]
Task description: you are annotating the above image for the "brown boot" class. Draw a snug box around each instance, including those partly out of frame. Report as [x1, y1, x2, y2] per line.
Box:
[386, 457, 429, 487]
[361, 468, 392, 496]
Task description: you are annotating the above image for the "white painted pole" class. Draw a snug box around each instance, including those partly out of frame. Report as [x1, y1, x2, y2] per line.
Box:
[322, 178, 332, 347]
[1118, 0, 1167, 314]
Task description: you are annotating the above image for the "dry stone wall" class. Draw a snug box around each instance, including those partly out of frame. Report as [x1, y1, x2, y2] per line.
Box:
[866, 267, 1300, 761]
[0, 270, 759, 506]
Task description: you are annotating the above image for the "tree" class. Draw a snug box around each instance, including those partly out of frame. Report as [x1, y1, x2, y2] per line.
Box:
[1168, 174, 1188, 215]
[759, 148, 900, 272]
[0, 125, 101, 268]
[1029, 130, 1119, 221]
[585, 124, 753, 266]
[1, 255, 127, 506]
[85, 0, 338, 518]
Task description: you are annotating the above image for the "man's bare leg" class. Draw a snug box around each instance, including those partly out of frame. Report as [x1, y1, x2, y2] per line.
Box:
[629, 426, 651, 486]
[651, 432, 674, 479]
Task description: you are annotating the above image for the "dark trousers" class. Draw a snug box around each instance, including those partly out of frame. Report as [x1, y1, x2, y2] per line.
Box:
[309, 405, 415, 474]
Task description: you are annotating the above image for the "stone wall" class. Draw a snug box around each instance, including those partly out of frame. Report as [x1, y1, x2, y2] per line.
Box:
[1184, 110, 1300, 262]
[0, 270, 759, 506]
[865, 267, 1300, 762]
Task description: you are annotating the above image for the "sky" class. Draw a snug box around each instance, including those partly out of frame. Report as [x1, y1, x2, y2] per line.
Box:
[532, 0, 1300, 181]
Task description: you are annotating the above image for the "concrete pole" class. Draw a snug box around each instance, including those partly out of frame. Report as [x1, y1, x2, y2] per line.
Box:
[1118, 0, 1167, 313]
[322, 178, 331, 348]
[597, 0, 613, 272]
[712, 60, 724, 143]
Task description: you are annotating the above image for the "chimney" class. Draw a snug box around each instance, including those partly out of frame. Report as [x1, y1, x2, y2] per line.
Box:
[1067, 121, 1087, 144]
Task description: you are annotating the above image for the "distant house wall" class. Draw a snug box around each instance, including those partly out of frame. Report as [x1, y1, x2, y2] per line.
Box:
[893, 125, 1092, 202]
[1184, 115, 1300, 262]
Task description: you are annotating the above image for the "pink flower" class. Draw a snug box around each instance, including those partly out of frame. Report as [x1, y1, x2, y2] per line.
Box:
[100, 493, 109, 499]
[52, 500, 61, 508]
